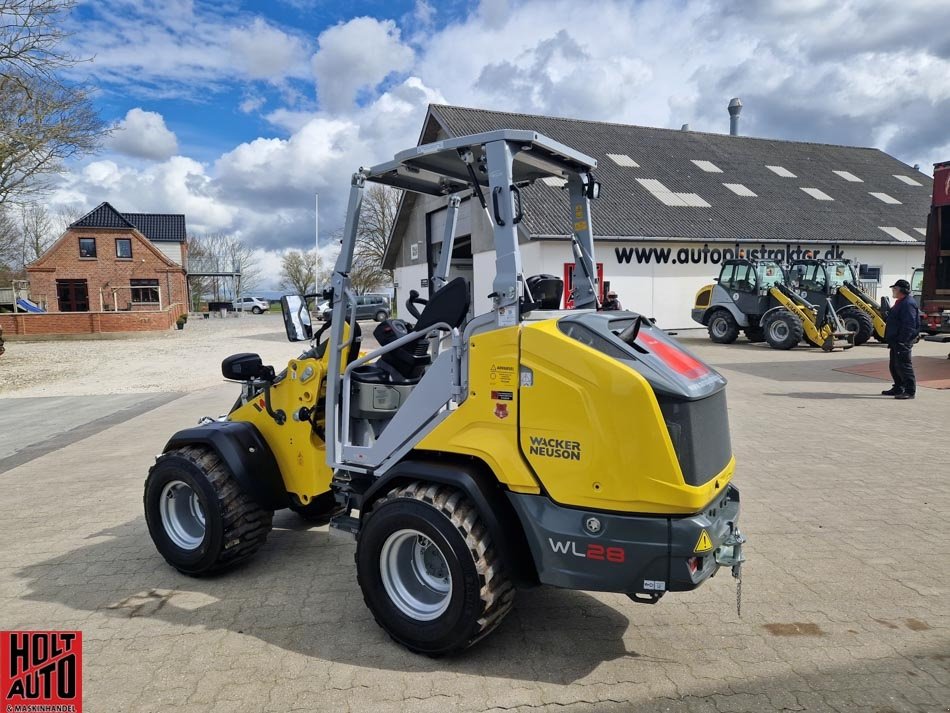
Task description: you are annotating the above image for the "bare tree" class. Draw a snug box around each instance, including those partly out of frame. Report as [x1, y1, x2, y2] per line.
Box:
[353, 184, 401, 288]
[0, 0, 106, 207]
[17, 201, 54, 266]
[187, 232, 260, 303]
[279, 249, 319, 296]
[0, 206, 18, 274]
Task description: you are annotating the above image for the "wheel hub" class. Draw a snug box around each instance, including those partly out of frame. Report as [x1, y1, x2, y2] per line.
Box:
[770, 321, 789, 340]
[380, 529, 452, 621]
[159, 480, 206, 551]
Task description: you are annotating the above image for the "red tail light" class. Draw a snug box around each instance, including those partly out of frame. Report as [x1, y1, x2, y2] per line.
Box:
[636, 332, 710, 380]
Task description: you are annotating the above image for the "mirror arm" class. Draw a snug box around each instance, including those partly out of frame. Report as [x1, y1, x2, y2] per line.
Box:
[262, 382, 285, 425]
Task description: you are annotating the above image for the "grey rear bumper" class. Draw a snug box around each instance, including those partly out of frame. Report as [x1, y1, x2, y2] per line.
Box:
[507, 485, 741, 597]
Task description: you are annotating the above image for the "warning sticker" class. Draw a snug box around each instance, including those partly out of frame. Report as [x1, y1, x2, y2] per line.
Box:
[694, 530, 713, 553]
[491, 390, 513, 401]
[489, 364, 515, 385]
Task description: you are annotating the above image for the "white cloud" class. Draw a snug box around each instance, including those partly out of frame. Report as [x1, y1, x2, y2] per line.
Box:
[107, 108, 179, 161]
[239, 95, 266, 114]
[311, 17, 415, 112]
[229, 18, 309, 80]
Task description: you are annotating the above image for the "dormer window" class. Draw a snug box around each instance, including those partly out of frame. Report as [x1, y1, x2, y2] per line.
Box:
[79, 238, 97, 258]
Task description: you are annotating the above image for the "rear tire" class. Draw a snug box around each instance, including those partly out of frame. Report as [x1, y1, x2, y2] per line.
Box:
[290, 491, 341, 524]
[374, 310, 388, 322]
[251, 306, 263, 314]
[356, 481, 514, 656]
[144, 446, 273, 576]
[763, 309, 803, 350]
[707, 310, 740, 344]
[838, 306, 873, 345]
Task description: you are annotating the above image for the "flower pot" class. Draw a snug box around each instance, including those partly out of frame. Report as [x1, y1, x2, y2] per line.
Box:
[176, 322, 184, 330]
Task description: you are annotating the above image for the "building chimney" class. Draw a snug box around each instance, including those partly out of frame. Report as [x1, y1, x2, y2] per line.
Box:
[681, 123, 691, 131]
[728, 97, 742, 136]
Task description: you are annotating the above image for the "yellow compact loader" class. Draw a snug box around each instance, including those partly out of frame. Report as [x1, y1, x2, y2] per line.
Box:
[144, 131, 746, 655]
[692, 258, 853, 351]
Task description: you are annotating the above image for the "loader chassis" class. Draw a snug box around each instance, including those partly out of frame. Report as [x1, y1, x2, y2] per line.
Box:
[144, 130, 745, 655]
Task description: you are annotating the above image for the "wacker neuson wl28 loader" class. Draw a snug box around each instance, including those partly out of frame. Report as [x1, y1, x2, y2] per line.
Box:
[144, 131, 746, 655]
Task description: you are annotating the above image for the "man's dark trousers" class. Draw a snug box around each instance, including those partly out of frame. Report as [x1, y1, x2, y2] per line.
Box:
[888, 342, 915, 395]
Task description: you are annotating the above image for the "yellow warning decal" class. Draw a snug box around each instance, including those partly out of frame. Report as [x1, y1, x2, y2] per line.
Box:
[694, 529, 713, 553]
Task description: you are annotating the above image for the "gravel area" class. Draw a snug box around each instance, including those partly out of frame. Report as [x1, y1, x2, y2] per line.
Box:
[0, 314, 363, 397]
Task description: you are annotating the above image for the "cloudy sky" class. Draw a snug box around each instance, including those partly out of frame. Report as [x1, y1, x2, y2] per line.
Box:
[52, 0, 950, 288]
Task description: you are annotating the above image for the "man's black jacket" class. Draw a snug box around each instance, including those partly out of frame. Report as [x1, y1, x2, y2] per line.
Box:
[884, 294, 920, 345]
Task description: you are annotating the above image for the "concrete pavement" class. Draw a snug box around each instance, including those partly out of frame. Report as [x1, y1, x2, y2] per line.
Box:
[0, 335, 947, 712]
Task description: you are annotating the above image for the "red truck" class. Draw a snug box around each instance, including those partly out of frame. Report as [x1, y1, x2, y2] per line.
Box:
[920, 161, 950, 335]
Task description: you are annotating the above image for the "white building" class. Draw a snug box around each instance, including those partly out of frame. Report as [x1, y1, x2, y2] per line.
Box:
[384, 105, 931, 329]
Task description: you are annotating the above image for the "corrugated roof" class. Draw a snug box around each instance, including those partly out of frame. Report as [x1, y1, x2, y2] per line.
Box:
[70, 202, 187, 242]
[423, 104, 932, 245]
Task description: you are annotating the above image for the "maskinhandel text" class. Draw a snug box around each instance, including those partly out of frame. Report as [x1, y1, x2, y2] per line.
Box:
[616, 243, 847, 266]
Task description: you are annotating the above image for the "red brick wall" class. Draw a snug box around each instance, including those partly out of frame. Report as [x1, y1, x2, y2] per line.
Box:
[27, 227, 186, 313]
[0, 306, 185, 336]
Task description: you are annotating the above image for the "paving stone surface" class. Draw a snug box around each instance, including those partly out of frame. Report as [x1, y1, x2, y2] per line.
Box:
[0, 332, 947, 712]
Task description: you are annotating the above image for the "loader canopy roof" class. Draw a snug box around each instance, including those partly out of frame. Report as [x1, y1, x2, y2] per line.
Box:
[364, 130, 598, 195]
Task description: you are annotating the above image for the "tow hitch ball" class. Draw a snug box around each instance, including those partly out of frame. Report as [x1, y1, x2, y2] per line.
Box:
[715, 528, 746, 617]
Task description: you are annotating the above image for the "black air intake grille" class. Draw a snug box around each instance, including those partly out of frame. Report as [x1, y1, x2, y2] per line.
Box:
[658, 390, 732, 486]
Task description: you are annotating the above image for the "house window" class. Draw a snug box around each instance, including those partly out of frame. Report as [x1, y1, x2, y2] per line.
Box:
[858, 265, 882, 284]
[130, 278, 160, 303]
[116, 238, 132, 259]
[79, 238, 97, 258]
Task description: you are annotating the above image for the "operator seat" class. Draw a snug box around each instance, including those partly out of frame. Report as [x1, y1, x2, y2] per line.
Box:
[352, 277, 470, 386]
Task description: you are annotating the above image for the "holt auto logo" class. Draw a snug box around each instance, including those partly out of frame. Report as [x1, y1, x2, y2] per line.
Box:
[1, 631, 82, 712]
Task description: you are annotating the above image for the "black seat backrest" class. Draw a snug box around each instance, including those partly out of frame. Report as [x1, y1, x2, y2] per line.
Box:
[415, 277, 470, 332]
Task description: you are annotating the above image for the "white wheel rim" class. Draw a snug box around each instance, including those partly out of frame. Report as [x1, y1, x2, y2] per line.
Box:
[159, 480, 206, 550]
[770, 321, 790, 340]
[380, 529, 452, 621]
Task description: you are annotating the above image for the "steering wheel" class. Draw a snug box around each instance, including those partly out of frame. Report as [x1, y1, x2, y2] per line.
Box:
[406, 289, 428, 320]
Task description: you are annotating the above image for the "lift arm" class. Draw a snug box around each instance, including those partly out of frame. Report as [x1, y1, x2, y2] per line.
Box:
[840, 282, 887, 338]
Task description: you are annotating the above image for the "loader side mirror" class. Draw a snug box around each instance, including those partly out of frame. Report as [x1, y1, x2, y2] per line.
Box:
[281, 295, 313, 342]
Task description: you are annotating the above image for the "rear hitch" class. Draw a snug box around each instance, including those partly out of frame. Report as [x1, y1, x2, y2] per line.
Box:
[715, 528, 746, 616]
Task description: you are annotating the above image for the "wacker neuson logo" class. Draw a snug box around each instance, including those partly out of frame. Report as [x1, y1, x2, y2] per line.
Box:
[529, 437, 581, 461]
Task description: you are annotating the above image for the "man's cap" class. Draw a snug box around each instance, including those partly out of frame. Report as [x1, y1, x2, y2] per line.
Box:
[890, 279, 911, 291]
[607, 290, 617, 297]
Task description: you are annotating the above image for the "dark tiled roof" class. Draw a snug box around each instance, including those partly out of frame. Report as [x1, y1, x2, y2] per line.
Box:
[70, 202, 186, 242]
[121, 213, 186, 243]
[426, 104, 932, 245]
[70, 202, 135, 231]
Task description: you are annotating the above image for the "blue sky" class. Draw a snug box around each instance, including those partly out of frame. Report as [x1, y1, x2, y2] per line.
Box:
[47, 0, 950, 288]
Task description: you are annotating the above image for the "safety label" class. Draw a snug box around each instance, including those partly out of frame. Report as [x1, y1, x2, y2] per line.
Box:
[694, 529, 713, 553]
[491, 390, 513, 401]
[489, 364, 514, 385]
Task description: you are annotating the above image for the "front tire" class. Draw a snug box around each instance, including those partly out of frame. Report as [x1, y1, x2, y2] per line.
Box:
[838, 306, 873, 345]
[374, 310, 388, 322]
[144, 446, 273, 575]
[707, 310, 740, 344]
[763, 309, 804, 350]
[356, 482, 514, 656]
[251, 306, 263, 314]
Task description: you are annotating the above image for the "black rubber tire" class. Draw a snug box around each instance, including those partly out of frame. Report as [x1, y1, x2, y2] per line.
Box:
[873, 331, 886, 343]
[374, 310, 388, 322]
[290, 490, 341, 524]
[356, 482, 515, 656]
[707, 310, 740, 344]
[144, 446, 273, 576]
[251, 306, 263, 314]
[763, 309, 804, 350]
[744, 326, 765, 343]
[837, 306, 873, 346]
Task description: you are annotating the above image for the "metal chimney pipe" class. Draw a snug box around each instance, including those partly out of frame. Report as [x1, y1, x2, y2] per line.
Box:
[728, 97, 742, 136]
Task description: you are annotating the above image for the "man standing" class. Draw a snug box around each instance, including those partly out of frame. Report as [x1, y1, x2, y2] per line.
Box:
[602, 290, 622, 311]
[882, 279, 919, 400]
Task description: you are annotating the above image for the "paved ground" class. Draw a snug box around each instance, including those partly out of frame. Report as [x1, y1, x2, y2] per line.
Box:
[0, 327, 947, 712]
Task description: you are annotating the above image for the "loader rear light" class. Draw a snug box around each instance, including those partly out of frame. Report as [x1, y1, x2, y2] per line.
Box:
[687, 556, 701, 574]
[635, 331, 710, 380]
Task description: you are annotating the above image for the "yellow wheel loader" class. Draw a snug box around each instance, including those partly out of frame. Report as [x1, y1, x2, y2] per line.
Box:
[692, 258, 854, 351]
[788, 259, 887, 345]
[144, 131, 746, 655]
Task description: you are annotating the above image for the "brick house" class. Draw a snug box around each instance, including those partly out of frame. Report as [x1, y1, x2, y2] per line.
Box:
[27, 202, 187, 313]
